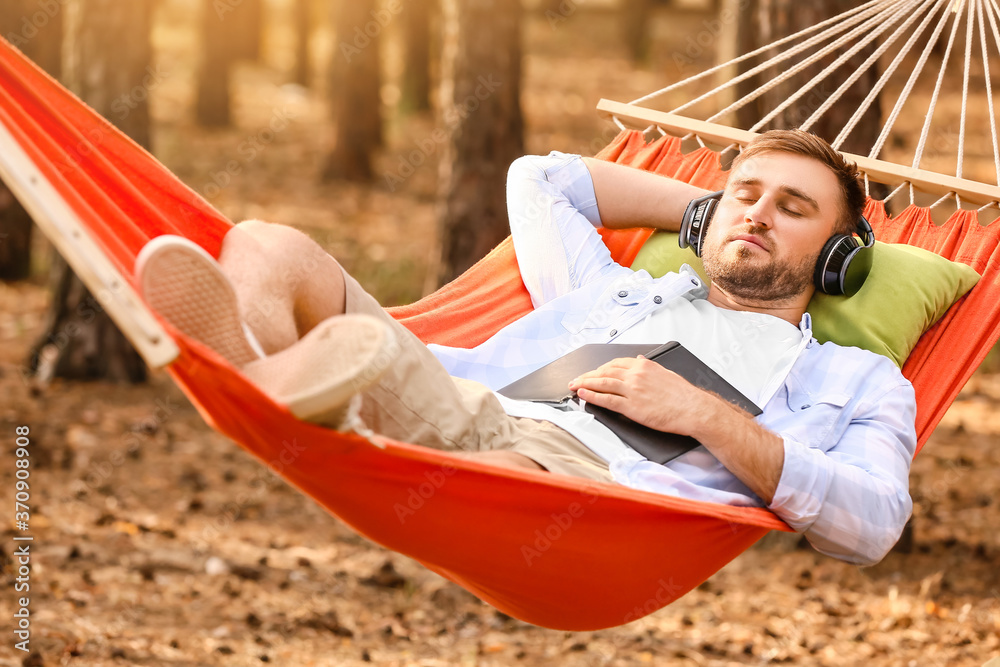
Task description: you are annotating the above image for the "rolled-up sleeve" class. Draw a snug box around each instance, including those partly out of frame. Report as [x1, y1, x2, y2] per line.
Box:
[506, 152, 619, 307]
[768, 381, 917, 566]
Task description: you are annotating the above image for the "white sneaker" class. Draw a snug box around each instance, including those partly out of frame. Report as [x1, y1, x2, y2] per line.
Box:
[242, 315, 400, 426]
[136, 235, 261, 367]
[136, 235, 399, 426]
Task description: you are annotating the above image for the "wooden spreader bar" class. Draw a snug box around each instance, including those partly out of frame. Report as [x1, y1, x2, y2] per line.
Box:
[598, 99, 1000, 209]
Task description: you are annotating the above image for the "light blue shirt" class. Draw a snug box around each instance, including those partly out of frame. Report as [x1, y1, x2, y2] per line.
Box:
[430, 152, 916, 565]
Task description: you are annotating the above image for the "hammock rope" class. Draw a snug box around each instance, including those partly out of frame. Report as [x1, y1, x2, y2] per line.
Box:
[868, 0, 953, 163]
[913, 0, 966, 172]
[621, 0, 1000, 192]
[979, 0, 1000, 183]
[627, 0, 890, 108]
[676, 0, 914, 123]
[743, 1, 922, 132]
[822, 0, 948, 149]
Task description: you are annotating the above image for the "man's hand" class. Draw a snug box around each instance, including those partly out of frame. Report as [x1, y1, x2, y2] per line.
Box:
[568, 356, 707, 435]
[569, 355, 785, 504]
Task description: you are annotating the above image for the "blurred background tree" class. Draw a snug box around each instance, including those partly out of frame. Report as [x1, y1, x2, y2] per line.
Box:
[322, 0, 384, 181]
[437, 0, 524, 285]
[196, 0, 263, 126]
[27, 0, 154, 383]
[400, 0, 434, 113]
[0, 0, 62, 281]
[294, 0, 313, 87]
[622, 0, 654, 63]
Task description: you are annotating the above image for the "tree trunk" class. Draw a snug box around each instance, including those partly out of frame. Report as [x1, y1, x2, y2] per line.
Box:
[0, 0, 63, 281]
[437, 0, 524, 286]
[322, 0, 384, 181]
[735, 0, 882, 156]
[400, 0, 432, 113]
[293, 0, 312, 87]
[68, 0, 153, 148]
[30, 255, 146, 383]
[230, 0, 263, 62]
[195, 0, 238, 127]
[28, 0, 152, 384]
[196, 0, 255, 127]
[622, 0, 653, 63]
[0, 186, 33, 281]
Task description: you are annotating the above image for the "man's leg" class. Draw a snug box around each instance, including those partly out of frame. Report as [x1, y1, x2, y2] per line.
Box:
[146, 221, 611, 480]
[217, 220, 347, 355]
[214, 221, 552, 471]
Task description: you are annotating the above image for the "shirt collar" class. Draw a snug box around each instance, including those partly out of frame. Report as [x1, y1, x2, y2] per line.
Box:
[678, 264, 710, 299]
[799, 311, 813, 338]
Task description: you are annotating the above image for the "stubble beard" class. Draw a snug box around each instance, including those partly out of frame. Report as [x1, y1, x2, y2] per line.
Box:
[701, 230, 816, 303]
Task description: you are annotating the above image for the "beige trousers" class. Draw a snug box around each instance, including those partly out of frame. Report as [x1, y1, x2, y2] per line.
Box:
[341, 269, 613, 483]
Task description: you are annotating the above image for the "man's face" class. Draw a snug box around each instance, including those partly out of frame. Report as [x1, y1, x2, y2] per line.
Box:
[700, 151, 842, 303]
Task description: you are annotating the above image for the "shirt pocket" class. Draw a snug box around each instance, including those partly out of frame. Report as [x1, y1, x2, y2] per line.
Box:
[560, 276, 649, 334]
[783, 388, 853, 452]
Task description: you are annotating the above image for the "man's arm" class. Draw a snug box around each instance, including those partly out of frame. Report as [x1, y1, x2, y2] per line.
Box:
[570, 356, 916, 565]
[506, 154, 617, 307]
[581, 157, 711, 231]
[568, 356, 783, 502]
[505, 154, 712, 308]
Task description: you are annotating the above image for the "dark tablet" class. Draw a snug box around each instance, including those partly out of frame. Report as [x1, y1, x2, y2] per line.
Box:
[497, 342, 761, 464]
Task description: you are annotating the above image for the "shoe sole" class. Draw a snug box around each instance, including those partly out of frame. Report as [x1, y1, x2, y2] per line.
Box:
[136, 235, 260, 367]
[241, 314, 399, 425]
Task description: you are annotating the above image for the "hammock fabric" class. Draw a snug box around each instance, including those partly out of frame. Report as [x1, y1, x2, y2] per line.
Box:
[3, 37, 1000, 631]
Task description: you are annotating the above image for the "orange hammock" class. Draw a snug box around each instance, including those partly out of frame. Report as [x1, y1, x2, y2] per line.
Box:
[3, 38, 1000, 631]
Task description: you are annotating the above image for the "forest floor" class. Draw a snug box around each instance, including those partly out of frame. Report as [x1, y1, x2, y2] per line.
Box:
[2, 0, 1000, 665]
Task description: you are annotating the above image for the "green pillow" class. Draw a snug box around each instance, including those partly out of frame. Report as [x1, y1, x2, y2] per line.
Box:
[631, 232, 981, 367]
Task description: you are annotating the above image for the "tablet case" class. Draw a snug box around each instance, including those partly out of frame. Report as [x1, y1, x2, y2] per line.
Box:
[497, 342, 762, 464]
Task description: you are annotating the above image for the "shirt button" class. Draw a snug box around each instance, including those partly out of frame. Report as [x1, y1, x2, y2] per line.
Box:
[653, 295, 662, 304]
[800, 404, 812, 410]
[618, 290, 628, 298]
[610, 329, 618, 337]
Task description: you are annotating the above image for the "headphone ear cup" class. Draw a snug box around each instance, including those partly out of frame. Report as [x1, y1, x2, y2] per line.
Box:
[814, 234, 861, 295]
[679, 191, 723, 258]
[678, 202, 701, 256]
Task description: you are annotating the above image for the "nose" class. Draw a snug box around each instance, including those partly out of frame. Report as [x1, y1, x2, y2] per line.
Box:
[743, 198, 773, 229]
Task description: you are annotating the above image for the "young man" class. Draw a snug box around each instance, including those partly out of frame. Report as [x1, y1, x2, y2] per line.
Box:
[137, 130, 916, 566]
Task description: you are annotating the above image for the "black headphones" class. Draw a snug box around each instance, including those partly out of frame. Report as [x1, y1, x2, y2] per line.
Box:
[678, 190, 875, 296]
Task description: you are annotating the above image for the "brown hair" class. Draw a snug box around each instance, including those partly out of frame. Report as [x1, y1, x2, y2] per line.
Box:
[731, 129, 865, 236]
